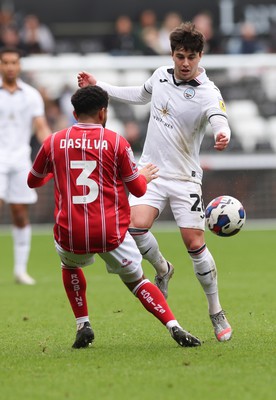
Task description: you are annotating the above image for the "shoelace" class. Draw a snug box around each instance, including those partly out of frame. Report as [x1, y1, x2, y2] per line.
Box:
[211, 310, 226, 323]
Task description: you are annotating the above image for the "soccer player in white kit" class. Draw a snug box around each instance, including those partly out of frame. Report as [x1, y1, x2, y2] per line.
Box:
[0, 47, 51, 284]
[77, 22, 232, 342]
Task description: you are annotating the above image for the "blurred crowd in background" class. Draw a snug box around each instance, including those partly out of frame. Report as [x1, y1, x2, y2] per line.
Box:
[1, 8, 276, 56]
[1, 6, 276, 156]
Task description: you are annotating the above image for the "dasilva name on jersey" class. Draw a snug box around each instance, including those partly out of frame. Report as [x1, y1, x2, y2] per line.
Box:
[59, 138, 108, 149]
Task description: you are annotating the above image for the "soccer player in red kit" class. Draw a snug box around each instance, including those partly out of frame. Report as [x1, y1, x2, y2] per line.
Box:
[28, 85, 201, 349]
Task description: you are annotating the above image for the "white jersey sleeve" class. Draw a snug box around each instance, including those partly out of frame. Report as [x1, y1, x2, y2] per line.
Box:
[209, 114, 231, 141]
[97, 81, 151, 104]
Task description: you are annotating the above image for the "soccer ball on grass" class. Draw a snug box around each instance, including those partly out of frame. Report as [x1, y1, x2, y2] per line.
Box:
[205, 195, 246, 237]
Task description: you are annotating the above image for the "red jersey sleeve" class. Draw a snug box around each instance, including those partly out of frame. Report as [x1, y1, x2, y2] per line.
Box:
[28, 135, 53, 188]
[125, 175, 147, 197]
[117, 138, 147, 197]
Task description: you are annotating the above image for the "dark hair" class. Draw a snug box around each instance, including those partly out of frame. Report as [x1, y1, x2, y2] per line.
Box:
[170, 22, 204, 53]
[71, 85, 109, 117]
[0, 46, 22, 60]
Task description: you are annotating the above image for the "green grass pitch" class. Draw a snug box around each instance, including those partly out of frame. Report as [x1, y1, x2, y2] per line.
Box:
[0, 227, 275, 400]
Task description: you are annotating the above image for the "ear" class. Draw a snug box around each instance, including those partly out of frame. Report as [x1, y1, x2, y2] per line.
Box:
[99, 107, 107, 123]
[73, 110, 78, 120]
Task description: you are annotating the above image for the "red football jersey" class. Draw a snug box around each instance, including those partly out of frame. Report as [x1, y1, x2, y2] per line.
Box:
[29, 123, 146, 253]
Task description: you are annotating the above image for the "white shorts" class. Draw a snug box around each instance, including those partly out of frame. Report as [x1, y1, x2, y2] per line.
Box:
[0, 163, 37, 204]
[55, 231, 143, 283]
[129, 177, 205, 230]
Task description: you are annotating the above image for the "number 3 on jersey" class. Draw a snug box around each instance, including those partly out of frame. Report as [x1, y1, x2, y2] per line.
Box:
[70, 160, 98, 204]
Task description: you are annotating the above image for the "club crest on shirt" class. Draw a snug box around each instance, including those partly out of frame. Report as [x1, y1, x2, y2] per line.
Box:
[183, 88, 195, 99]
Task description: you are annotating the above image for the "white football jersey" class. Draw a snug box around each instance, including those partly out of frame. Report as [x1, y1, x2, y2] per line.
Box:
[140, 66, 228, 183]
[98, 66, 229, 184]
[0, 78, 45, 170]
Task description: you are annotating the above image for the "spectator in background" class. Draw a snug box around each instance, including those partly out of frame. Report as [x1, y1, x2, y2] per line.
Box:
[0, 8, 14, 27]
[44, 99, 69, 132]
[158, 12, 182, 54]
[104, 15, 141, 55]
[226, 21, 266, 54]
[139, 9, 158, 31]
[137, 9, 159, 54]
[193, 12, 222, 54]
[59, 84, 76, 124]
[140, 26, 163, 55]
[38, 85, 70, 132]
[19, 14, 56, 55]
[123, 120, 145, 153]
[0, 25, 26, 54]
[109, 98, 146, 151]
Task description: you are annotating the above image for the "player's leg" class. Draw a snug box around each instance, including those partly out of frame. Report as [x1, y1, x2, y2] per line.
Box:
[180, 227, 232, 342]
[129, 205, 170, 274]
[129, 182, 174, 298]
[126, 278, 200, 347]
[55, 242, 94, 348]
[172, 181, 232, 342]
[99, 232, 201, 347]
[10, 203, 35, 285]
[128, 228, 174, 299]
[8, 167, 37, 284]
[62, 265, 94, 348]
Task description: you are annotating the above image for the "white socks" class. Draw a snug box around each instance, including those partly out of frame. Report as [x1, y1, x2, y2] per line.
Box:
[189, 247, 222, 315]
[129, 228, 223, 315]
[129, 228, 168, 275]
[12, 225, 31, 276]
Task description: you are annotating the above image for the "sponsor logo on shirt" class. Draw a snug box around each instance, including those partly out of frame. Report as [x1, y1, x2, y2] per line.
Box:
[153, 100, 173, 129]
[219, 100, 226, 112]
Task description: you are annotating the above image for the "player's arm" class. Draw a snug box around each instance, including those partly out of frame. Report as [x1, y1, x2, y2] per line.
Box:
[33, 115, 52, 144]
[78, 71, 151, 104]
[126, 163, 159, 197]
[209, 114, 231, 151]
[99, 82, 151, 104]
[27, 137, 53, 188]
[28, 170, 53, 188]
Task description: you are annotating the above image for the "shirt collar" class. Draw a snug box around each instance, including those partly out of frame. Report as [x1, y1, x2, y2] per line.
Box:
[167, 67, 206, 87]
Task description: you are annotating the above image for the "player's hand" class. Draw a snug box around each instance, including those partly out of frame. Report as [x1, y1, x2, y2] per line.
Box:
[77, 71, 97, 87]
[214, 132, 229, 151]
[139, 163, 159, 183]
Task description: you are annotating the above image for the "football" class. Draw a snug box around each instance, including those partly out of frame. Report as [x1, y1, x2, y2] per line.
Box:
[205, 195, 246, 237]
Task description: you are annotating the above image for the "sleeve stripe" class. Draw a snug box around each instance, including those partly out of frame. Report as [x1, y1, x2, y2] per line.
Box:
[208, 113, 228, 121]
[123, 170, 140, 182]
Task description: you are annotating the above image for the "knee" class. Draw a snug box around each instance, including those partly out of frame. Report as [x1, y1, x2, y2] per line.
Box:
[181, 228, 205, 252]
[11, 205, 29, 227]
[130, 207, 156, 229]
[188, 242, 203, 252]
